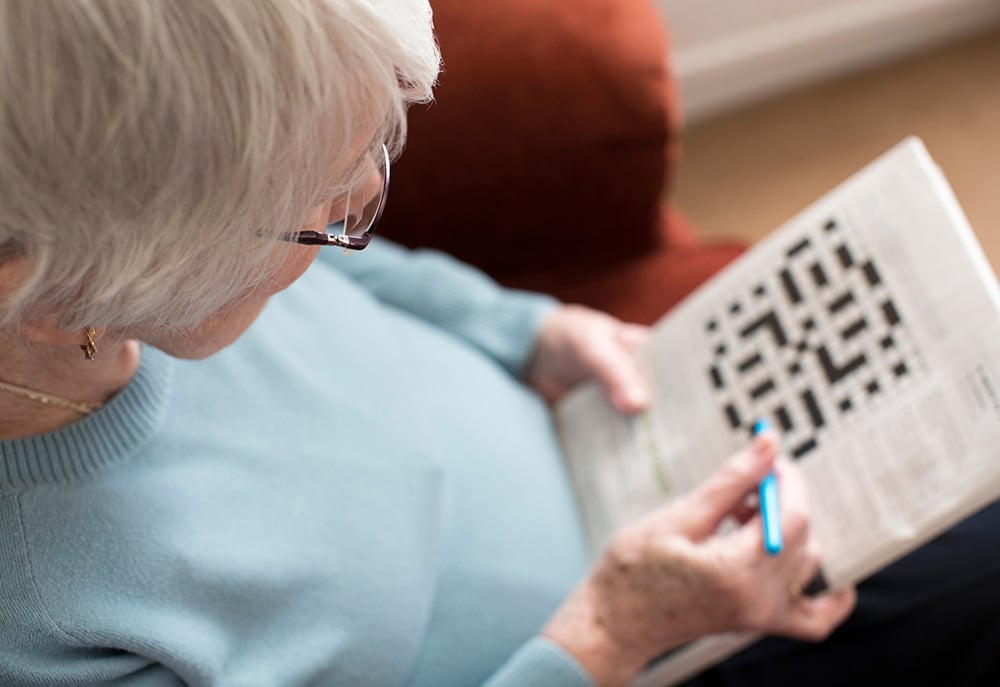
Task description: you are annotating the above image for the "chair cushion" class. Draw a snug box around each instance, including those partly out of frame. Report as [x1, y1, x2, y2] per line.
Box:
[379, 0, 684, 275]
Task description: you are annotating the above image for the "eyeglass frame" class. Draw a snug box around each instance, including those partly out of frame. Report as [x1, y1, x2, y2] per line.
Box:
[279, 143, 390, 251]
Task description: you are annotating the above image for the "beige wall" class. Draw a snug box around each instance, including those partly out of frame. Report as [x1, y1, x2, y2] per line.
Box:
[654, 0, 1000, 123]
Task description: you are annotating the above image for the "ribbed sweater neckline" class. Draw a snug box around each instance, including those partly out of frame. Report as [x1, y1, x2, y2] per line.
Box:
[0, 345, 173, 493]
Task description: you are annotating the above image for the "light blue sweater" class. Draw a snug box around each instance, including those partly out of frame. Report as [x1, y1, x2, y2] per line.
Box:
[0, 240, 594, 687]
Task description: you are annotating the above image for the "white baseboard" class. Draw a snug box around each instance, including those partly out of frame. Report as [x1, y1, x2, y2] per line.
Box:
[668, 0, 1000, 124]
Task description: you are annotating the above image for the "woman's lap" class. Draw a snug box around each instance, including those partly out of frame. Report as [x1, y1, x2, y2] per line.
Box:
[687, 497, 1000, 686]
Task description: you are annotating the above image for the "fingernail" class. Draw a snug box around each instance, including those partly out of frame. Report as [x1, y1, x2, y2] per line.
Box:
[624, 386, 649, 410]
[751, 418, 778, 460]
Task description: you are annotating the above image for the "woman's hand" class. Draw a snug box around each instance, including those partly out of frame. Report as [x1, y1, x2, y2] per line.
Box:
[524, 305, 650, 413]
[543, 431, 857, 687]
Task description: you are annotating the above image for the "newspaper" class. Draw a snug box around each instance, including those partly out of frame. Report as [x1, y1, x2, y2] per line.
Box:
[555, 138, 1000, 686]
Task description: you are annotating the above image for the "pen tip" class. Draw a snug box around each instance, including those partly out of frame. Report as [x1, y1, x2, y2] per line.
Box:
[753, 418, 770, 436]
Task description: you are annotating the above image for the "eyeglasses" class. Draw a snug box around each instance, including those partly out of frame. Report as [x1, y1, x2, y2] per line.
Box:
[280, 143, 390, 251]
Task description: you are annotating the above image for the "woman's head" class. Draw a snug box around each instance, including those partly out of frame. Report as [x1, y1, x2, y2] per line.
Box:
[0, 0, 439, 346]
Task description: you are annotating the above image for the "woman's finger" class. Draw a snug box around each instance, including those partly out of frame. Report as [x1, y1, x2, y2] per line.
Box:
[617, 323, 650, 350]
[767, 455, 812, 550]
[779, 586, 857, 642]
[581, 325, 649, 413]
[668, 437, 777, 539]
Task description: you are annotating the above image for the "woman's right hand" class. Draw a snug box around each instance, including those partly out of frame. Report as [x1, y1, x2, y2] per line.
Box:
[543, 431, 857, 687]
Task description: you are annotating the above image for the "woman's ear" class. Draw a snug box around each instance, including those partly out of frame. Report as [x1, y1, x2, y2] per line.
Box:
[0, 256, 102, 348]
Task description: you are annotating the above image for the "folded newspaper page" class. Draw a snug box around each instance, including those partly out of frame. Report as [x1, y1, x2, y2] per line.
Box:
[555, 138, 1000, 685]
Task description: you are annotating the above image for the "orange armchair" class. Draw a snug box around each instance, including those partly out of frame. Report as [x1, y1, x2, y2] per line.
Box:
[379, 0, 745, 324]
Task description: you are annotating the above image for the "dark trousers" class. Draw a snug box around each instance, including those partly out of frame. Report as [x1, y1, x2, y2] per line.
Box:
[686, 498, 1000, 686]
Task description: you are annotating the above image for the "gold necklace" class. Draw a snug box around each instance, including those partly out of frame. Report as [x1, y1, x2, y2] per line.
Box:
[0, 379, 103, 415]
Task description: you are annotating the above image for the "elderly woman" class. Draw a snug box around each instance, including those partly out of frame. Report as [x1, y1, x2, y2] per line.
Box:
[0, 2, 997, 687]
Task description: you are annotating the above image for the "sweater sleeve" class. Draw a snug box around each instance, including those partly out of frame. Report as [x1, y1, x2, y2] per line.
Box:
[484, 637, 595, 687]
[318, 238, 558, 376]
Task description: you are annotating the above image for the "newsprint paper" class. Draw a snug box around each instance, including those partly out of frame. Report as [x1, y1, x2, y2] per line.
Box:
[555, 138, 1000, 686]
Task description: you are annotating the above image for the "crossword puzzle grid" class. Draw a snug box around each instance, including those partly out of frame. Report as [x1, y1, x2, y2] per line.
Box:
[703, 217, 923, 460]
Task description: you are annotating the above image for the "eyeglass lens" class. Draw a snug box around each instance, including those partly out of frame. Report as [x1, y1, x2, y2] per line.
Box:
[337, 148, 387, 238]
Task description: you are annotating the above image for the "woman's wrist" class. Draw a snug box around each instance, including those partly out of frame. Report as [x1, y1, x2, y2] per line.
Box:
[542, 583, 653, 687]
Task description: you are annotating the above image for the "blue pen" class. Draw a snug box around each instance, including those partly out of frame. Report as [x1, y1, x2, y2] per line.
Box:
[753, 418, 782, 556]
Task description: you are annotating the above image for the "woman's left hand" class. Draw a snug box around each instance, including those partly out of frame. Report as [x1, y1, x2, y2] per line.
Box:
[524, 305, 650, 413]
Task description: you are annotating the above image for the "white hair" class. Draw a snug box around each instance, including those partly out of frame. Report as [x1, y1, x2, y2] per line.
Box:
[0, 0, 439, 331]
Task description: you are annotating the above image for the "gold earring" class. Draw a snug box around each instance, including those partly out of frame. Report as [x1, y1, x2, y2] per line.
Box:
[80, 326, 97, 361]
